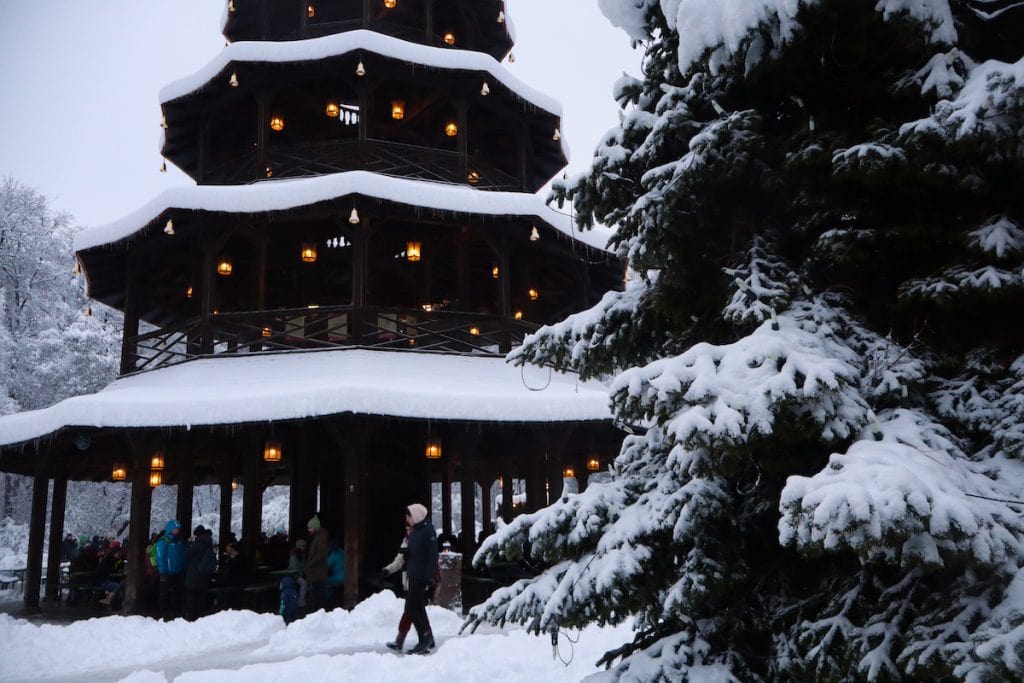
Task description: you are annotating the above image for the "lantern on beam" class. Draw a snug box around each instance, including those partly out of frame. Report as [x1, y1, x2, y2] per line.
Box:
[186, 286, 193, 299]
[391, 100, 405, 120]
[443, 32, 455, 45]
[263, 439, 283, 462]
[111, 465, 127, 482]
[562, 466, 575, 479]
[217, 257, 233, 276]
[528, 288, 539, 301]
[269, 115, 285, 131]
[325, 101, 340, 118]
[300, 242, 318, 263]
[150, 452, 165, 470]
[384, 0, 396, 7]
[469, 326, 480, 336]
[491, 265, 499, 279]
[307, 4, 315, 18]
[586, 457, 601, 472]
[149, 471, 163, 487]
[444, 121, 458, 137]
[514, 310, 523, 320]
[425, 438, 443, 459]
[406, 241, 421, 262]
[467, 170, 480, 185]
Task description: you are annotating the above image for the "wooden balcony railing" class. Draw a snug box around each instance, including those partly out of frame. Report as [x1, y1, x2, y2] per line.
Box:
[121, 305, 538, 375]
[201, 139, 521, 191]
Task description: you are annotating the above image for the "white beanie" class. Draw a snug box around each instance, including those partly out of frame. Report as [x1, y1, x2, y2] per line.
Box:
[407, 503, 428, 525]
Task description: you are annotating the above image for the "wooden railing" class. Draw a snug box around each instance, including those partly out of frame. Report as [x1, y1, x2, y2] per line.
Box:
[121, 305, 538, 375]
[201, 139, 522, 191]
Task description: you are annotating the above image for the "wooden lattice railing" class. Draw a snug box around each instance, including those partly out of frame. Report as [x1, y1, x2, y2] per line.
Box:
[121, 305, 538, 375]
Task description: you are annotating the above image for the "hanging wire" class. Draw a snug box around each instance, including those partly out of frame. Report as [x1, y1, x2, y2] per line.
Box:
[520, 363, 553, 391]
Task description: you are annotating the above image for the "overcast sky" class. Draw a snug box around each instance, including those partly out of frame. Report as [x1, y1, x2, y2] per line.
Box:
[0, 1, 639, 229]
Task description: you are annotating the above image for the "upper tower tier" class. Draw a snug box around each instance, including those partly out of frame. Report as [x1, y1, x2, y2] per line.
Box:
[223, 0, 513, 60]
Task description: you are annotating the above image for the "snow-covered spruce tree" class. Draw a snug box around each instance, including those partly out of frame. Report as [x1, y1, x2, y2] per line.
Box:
[465, 1, 1024, 680]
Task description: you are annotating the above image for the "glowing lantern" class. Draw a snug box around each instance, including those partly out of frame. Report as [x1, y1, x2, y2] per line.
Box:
[491, 265, 499, 279]
[150, 452, 165, 470]
[384, 0, 396, 7]
[406, 241, 422, 262]
[300, 242, 318, 262]
[469, 326, 480, 336]
[513, 310, 523, 320]
[263, 439, 282, 462]
[325, 101, 340, 118]
[467, 170, 480, 184]
[391, 100, 405, 120]
[217, 258, 233, 276]
[425, 439, 443, 459]
[186, 286, 193, 299]
[111, 465, 127, 482]
[587, 458, 601, 472]
[149, 471, 163, 487]
[307, 4, 315, 18]
[444, 121, 458, 137]
[269, 115, 285, 131]
[528, 288, 539, 301]
[562, 466, 575, 479]
[261, 326, 272, 338]
[443, 32, 455, 45]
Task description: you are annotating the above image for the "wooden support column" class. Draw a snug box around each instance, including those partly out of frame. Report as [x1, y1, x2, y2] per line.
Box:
[22, 445, 50, 612]
[362, 0, 371, 26]
[501, 468, 514, 523]
[289, 428, 316, 543]
[480, 476, 493, 537]
[256, 238, 267, 310]
[458, 437, 477, 559]
[519, 123, 531, 192]
[43, 459, 68, 603]
[120, 255, 140, 374]
[498, 236, 511, 352]
[218, 467, 234, 551]
[200, 239, 215, 354]
[175, 447, 194, 537]
[124, 447, 154, 614]
[424, 0, 434, 41]
[256, 95, 269, 178]
[242, 438, 264, 565]
[351, 222, 367, 344]
[526, 446, 547, 513]
[298, 0, 308, 37]
[457, 101, 469, 181]
[343, 434, 366, 607]
[197, 117, 209, 183]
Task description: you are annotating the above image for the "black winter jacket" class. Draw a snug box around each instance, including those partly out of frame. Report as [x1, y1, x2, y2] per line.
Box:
[406, 519, 438, 582]
[184, 535, 216, 590]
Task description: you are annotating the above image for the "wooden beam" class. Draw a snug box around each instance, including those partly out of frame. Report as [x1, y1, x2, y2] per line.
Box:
[218, 466, 234, 552]
[241, 434, 264, 567]
[124, 439, 154, 615]
[120, 255, 140, 374]
[22, 443, 50, 612]
[175, 445, 194, 537]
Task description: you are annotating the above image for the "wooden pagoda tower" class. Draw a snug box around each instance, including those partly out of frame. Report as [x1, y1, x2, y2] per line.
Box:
[0, 0, 623, 614]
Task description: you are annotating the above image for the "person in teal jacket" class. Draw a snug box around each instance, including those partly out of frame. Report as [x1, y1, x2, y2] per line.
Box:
[325, 540, 345, 605]
[155, 519, 186, 618]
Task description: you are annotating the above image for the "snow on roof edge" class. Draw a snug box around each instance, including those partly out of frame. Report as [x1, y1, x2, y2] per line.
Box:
[74, 171, 614, 253]
[0, 349, 613, 449]
[159, 30, 560, 139]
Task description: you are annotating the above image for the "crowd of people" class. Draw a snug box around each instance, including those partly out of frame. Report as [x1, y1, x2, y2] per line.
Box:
[57, 500, 446, 655]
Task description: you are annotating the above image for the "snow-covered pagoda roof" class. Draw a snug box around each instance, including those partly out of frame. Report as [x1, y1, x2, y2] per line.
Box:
[0, 349, 612, 448]
[159, 29, 567, 156]
[74, 171, 613, 253]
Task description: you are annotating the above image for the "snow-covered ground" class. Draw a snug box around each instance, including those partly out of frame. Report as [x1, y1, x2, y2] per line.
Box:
[0, 591, 634, 682]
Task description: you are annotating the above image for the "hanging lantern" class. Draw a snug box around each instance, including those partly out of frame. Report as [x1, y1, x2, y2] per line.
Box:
[424, 438, 443, 459]
[150, 452, 165, 470]
[261, 326, 272, 338]
[467, 170, 480, 184]
[349, 207, 360, 224]
[307, 4, 315, 18]
[497, 10, 505, 23]
[480, 81, 490, 96]
[355, 60, 366, 76]
[160, 115, 168, 129]
[263, 439, 283, 462]
[586, 457, 601, 472]
[508, 52, 515, 63]
[164, 219, 175, 235]
[491, 265, 499, 279]
[553, 127, 561, 141]
[269, 115, 285, 131]
[149, 471, 163, 487]
[443, 32, 455, 45]
[469, 326, 480, 336]
[265, 165, 273, 178]
[562, 466, 575, 479]
[406, 241, 422, 262]
[111, 465, 127, 482]
[231, 479, 239, 491]
[513, 310, 523, 320]
[529, 225, 540, 241]
[300, 242, 318, 263]
[228, 0, 236, 12]
[186, 286, 193, 299]
[528, 288, 539, 301]
[391, 100, 405, 120]
[160, 159, 167, 173]
[229, 72, 239, 87]
[325, 101, 340, 118]
[444, 121, 458, 137]
[384, 0, 396, 7]
[217, 258, 233, 276]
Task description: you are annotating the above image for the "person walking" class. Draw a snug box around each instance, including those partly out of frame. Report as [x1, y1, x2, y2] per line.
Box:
[403, 503, 438, 655]
[183, 525, 217, 621]
[305, 516, 330, 612]
[155, 519, 187, 618]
